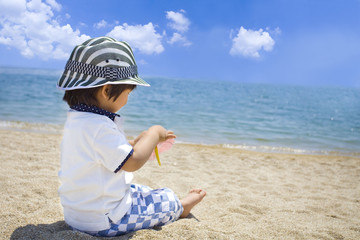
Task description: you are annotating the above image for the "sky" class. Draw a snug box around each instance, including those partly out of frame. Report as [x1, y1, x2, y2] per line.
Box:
[0, 0, 360, 87]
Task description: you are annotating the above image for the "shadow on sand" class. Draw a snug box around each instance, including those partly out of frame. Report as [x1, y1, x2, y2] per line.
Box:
[10, 221, 135, 240]
[10, 214, 200, 239]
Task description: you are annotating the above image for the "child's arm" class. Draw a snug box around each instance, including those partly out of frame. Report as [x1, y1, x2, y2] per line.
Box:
[128, 130, 148, 147]
[121, 125, 176, 172]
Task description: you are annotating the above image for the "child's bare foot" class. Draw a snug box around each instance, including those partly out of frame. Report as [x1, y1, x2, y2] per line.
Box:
[180, 189, 206, 218]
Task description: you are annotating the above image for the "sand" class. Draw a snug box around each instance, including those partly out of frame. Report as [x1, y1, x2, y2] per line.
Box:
[1, 128, 360, 240]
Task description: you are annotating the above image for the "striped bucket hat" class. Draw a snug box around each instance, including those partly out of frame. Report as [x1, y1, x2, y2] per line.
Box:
[57, 36, 149, 90]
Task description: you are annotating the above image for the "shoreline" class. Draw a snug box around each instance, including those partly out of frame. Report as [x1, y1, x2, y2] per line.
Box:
[1, 128, 360, 239]
[1, 119, 359, 158]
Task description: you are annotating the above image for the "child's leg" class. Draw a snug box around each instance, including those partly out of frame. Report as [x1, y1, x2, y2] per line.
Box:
[96, 184, 183, 236]
[179, 189, 207, 218]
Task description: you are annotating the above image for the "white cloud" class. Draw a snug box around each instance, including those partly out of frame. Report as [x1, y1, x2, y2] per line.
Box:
[45, 0, 61, 11]
[166, 9, 190, 33]
[107, 22, 164, 55]
[230, 26, 275, 58]
[274, 27, 281, 35]
[93, 20, 123, 30]
[137, 59, 147, 65]
[165, 9, 191, 47]
[79, 22, 87, 28]
[94, 19, 108, 29]
[0, 3, 193, 59]
[167, 32, 191, 46]
[0, 0, 26, 18]
[0, 0, 90, 60]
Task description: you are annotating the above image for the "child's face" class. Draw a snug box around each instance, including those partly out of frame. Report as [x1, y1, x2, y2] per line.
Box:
[97, 86, 132, 113]
[108, 88, 132, 113]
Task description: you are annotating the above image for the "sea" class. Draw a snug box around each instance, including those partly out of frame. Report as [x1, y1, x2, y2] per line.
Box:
[0, 67, 359, 156]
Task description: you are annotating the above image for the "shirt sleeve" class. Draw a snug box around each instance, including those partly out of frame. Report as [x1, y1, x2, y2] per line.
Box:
[93, 123, 133, 173]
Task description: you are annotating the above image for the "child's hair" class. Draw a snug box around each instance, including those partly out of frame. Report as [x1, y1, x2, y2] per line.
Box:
[63, 84, 136, 107]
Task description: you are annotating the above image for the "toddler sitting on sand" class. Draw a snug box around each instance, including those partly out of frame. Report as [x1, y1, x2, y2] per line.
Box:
[56, 37, 206, 236]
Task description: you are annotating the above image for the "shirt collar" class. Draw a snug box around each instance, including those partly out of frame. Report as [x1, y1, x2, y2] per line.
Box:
[70, 103, 120, 122]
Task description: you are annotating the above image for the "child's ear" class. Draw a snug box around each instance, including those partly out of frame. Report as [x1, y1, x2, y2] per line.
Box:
[100, 85, 110, 99]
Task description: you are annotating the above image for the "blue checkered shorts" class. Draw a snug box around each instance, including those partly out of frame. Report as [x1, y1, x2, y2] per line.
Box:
[73, 184, 183, 237]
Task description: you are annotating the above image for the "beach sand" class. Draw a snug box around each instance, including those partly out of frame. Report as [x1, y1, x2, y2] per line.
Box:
[1, 128, 360, 240]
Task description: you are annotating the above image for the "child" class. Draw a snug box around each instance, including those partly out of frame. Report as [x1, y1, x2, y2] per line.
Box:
[56, 36, 206, 237]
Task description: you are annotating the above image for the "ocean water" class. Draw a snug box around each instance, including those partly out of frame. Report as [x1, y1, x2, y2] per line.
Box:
[0, 67, 359, 156]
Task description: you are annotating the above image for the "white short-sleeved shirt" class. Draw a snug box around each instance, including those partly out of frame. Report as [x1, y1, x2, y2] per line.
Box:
[58, 110, 134, 231]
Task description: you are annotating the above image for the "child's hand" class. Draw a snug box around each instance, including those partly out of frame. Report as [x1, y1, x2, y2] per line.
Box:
[123, 126, 176, 172]
[149, 125, 176, 142]
[163, 130, 176, 142]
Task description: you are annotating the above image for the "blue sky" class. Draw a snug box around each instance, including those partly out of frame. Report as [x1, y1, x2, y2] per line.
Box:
[0, 0, 360, 87]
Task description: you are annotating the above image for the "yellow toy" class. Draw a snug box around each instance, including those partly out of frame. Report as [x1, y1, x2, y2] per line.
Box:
[151, 139, 174, 166]
[155, 146, 161, 166]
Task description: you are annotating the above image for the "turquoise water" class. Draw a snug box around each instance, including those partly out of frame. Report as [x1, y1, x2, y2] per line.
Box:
[0, 67, 359, 155]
